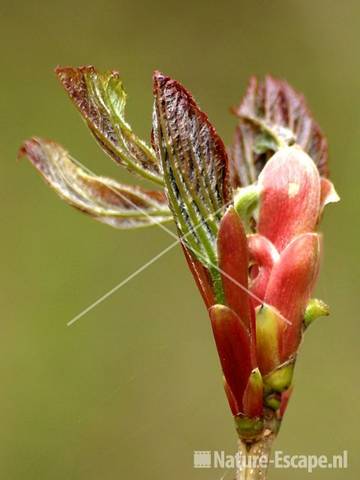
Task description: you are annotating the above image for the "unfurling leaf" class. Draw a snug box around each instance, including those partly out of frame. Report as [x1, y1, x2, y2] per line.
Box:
[230, 75, 328, 187]
[152, 71, 231, 273]
[19, 138, 171, 229]
[56, 66, 164, 185]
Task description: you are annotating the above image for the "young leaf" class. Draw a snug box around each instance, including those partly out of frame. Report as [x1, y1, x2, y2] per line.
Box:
[152, 71, 231, 275]
[230, 76, 329, 187]
[230, 122, 262, 188]
[19, 138, 172, 229]
[56, 66, 164, 185]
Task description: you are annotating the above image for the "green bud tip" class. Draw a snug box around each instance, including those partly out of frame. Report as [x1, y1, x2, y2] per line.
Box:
[234, 185, 260, 227]
[264, 361, 294, 393]
[255, 304, 281, 375]
[234, 415, 264, 441]
[304, 298, 330, 328]
[265, 393, 281, 410]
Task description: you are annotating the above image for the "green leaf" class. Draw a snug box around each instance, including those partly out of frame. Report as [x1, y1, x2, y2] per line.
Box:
[56, 66, 164, 186]
[19, 138, 172, 229]
[152, 71, 231, 270]
[230, 75, 329, 187]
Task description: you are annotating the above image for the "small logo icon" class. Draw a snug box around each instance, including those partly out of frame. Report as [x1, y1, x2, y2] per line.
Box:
[193, 451, 212, 468]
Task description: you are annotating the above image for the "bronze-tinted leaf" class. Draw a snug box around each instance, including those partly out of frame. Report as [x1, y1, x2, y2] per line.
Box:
[19, 138, 171, 229]
[229, 122, 260, 188]
[152, 71, 231, 276]
[230, 76, 328, 187]
[56, 66, 164, 185]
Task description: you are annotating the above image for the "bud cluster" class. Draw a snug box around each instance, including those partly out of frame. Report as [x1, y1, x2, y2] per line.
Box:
[186, 145, 338, 441]
[20, 67, 340, 451]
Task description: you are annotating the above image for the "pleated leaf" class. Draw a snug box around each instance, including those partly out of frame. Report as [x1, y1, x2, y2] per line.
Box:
[152, 71, 231, 274]
[230, 75, 328, 187]
[56, 66, 164, 185]
[19, 138, 171, 229]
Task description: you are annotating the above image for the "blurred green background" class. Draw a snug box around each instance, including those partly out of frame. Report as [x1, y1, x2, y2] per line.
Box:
[1, 0, 359, 478]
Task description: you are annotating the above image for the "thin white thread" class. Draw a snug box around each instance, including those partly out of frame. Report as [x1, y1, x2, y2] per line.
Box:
[66, 153, 291, 327]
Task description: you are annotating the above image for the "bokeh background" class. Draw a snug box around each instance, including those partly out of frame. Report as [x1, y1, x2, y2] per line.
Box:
[1, 0, 359, 478]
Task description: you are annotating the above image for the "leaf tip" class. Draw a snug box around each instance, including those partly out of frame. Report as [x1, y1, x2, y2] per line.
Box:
[152, 70, 172, 95]
[17, 137, 42, 164]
